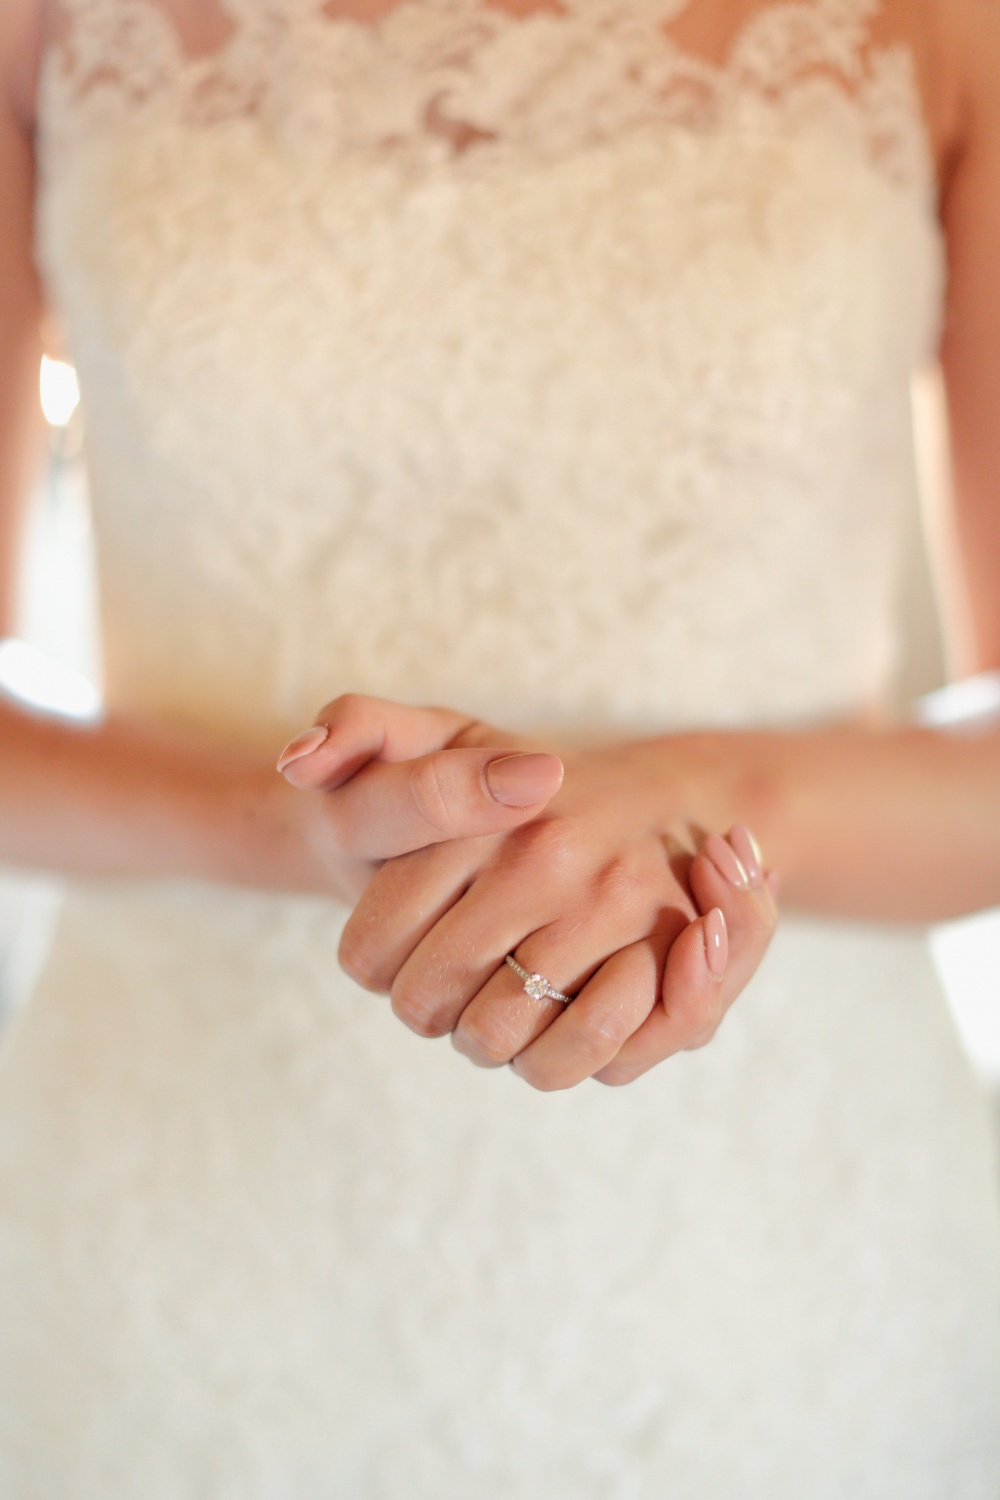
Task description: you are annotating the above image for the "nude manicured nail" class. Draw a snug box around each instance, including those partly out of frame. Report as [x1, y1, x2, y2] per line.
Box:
[703, 908, 728, 977]
[485, 753, 563, 808]
[703, 832, 749, 888]
[277, 725, 329, 772]
[729, 824, 764, 886]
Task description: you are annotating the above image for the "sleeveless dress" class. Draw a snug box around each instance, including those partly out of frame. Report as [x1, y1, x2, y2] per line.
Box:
[2, 0, 999, 1493]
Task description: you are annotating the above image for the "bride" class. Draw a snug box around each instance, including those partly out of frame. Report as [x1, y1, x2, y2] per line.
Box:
[1, 0, 999, 1492]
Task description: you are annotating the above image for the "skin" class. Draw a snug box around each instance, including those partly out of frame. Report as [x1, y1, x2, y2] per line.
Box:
[0, 0, 997, 1090]
[277, 695, 778, 1087]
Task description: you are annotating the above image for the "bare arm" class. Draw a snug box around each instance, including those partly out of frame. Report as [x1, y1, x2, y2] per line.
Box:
[642, 722, 1000, 923]
[0, 8, 323, 892]
[0, 17, 571, 909]
[0, 0, 42, 638]
[939, 0, 1000, 673]
[567, 0, 1000, 926]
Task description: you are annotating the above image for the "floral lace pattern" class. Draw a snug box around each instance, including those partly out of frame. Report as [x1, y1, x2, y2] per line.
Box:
[48, 0, 929, 185]
[36, 0, 943, 744]
[24, 0, 949, 777]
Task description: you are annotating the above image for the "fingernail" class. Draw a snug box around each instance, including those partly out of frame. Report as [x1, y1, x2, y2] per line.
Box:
[766, 870, 781, 900]
[277, 725, 329, 772]
[485, 753, 564, 808]
[703, 832, 749, 888]
[703, 908, 728, 977]
[729, 824, 764, 886]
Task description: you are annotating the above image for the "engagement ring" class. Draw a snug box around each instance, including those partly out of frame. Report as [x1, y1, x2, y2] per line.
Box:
[505, 954, 572, 1005]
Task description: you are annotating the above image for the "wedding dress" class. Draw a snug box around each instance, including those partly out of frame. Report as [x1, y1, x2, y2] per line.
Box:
[1, 0, 999, 1492]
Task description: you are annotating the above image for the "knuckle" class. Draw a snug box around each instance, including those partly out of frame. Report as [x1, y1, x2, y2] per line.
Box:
[317, 797, 354, 856]
[595, 1061, 642, 1088]
[456, 1012, 520, 1067]
[515, 1056, 571, 1093]
[337, 925, 388, 993]
[407, 756, 452, 836]
[593, 849, 655, 913]
[448, 716, 498, 750]
[742, 902, 778, 950]
[758, 900, 780, 940]
[683, 1000, 723, 1051]
[317, 692, 369, 730]
[684, 1025, 716, 1051]
[580, 996, 638, 1054]
[509, 816, 582, 883]
[752, 920, 777, 955]
[390, 976, 451, 1039]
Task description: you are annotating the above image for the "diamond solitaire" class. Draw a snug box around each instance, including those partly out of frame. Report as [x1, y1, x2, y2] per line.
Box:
[505, 955, 572, 1005]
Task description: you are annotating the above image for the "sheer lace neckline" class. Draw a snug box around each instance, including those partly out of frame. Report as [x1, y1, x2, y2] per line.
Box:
[47, 0, 931, 192]
[55, 0, 883, 74]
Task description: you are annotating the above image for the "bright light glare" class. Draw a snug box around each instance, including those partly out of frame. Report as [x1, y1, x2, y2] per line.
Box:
[39, 357, 80, 429]
[916, 673, 1000, 731]
[0, 639, 100, 720]
[932, 913, 1000, 1085]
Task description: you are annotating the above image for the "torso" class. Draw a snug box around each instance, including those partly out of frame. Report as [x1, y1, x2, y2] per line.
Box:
[26, 0, 952, 737]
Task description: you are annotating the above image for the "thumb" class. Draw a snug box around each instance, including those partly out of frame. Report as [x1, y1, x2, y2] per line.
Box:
[318, 748, 564, 860]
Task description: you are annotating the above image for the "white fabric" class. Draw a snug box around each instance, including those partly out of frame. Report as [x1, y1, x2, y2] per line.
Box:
[1, 0, 999, 1492]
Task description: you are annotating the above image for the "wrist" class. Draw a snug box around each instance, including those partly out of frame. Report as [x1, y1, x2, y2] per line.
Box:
[564, 731, 784, 855]
[213, 763, 338, 895]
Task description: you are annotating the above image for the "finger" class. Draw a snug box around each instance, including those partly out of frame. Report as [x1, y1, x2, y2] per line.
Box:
[386, 842, 595, 1041]
[689, 826, 778, 997]
[316, 748, 564, 862]
[591, 912, 727, 1086]
[397, 828, 690, 1048]
[508, 933, 679, 1092]
[594, 826, 779, 1086]
[450, 961, 571, 1064]
[338, 837, 488, 995]
[455, 900, 689, 1080]
[278, 695, 478, 790]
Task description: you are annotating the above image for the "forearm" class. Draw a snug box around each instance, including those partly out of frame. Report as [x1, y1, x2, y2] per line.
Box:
[655, 723, 1000, 923]
[0, 692, 324, 892]
[0, 68, 44, 638]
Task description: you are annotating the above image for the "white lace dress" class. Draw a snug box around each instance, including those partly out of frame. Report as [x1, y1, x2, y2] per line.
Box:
[1, 0, 999, 1493]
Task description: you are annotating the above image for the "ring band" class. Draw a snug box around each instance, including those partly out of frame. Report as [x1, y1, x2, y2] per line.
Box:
[505, 954, 573, 1005]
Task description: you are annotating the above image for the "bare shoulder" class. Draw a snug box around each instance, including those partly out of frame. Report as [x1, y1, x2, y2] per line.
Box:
[0, 0, 46, 133]
[930, 0, 1000, 167]
[858, 0, 994, 182]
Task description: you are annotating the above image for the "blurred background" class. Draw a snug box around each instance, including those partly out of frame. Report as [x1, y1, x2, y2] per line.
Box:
[1, 356, 998, 1125]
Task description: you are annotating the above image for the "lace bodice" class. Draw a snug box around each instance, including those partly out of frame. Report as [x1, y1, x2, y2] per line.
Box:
[36, 0, 943, 745]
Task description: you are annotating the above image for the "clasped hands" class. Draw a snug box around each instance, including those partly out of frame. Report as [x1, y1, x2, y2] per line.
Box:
[277, 695, 777, 1090]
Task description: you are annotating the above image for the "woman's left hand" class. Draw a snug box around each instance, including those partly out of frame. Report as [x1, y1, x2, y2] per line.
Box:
[280, 695, 778, 1090]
